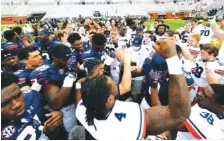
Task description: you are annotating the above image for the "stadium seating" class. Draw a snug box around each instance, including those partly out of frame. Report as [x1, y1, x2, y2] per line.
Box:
[0, 0, 211, 18]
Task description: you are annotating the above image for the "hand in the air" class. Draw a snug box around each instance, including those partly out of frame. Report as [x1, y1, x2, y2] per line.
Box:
[152, 39, 177, 59]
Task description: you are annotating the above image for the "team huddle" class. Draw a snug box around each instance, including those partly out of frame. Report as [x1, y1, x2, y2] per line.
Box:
[1, 13, 224, 140]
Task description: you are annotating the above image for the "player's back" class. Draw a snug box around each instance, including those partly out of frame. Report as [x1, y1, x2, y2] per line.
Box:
[76, 100, 146, 140]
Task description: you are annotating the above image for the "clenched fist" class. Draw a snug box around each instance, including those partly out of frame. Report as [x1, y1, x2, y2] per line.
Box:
[152, 39, 177, 59]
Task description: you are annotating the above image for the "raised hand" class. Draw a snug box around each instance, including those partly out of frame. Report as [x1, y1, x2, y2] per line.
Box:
[152, 39, 177, 59]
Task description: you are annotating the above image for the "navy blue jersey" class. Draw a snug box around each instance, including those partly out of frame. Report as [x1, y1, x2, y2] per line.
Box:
[82, 41, 91, 52]
[19, 35, 29, 43]
[1, 41, 23, 51]
[41, 65, 75, 107]
[71, 49, 83, 65]
[16, 69, 33, 88]
[29, 65, 51, 85]
[16, 63, 51, 88]
[1, 90, 45, 140]
[49, 40, 61, 48]
[81, 49, 103, 60]
[47, 65, 67, 86]
[71, 49, 86, 79]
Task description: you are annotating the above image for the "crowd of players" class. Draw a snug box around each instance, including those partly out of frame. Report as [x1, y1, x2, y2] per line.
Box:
[1, 13, 224, 140]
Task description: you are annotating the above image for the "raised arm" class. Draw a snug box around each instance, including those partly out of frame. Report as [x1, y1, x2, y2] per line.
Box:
[176, 39, 194, 61]
[145, 39, 191, 135]
[119, 49, 132, 95]
[210, 22, 224, 40]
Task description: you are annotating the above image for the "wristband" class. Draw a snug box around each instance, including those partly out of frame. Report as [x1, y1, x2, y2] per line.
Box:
[31, 80, 42, 92]
[76, 83, 81, 89]
[166, 56, 183, 75]
[62, 75, 76, 87]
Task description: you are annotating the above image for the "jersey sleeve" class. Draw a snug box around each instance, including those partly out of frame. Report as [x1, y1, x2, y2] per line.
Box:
[19, 35, 28, 43]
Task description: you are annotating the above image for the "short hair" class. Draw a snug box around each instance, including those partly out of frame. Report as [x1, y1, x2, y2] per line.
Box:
[185, 21, 192, 25]
[166, 31, 175, 37]
[1, 71, 19, 89]
[3, 30, 16, 41]
[144, 31, 153, 34]
[200, 44, 219, 57]
[18, 47, 37, 60]
[89, 31, 97, 35]
[190, 33, 201, 42]
[174, 31, 181, 40]
[67, 33, 81, 44]
[85, 59, 103, 75]
[58, 30, 68, 40]
[191, 18, 198, 23]
[92, 33, 107, 46]
[82, 75, 111, 127]
[13, 26, 22, 35]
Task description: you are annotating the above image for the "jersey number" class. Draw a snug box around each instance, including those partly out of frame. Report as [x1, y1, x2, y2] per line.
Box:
[115, 113, 126, 121]
[194, 63, 204, 78]
[42, 53, 50, 60]
[17, 115, 42, 140]
[181, 35, 188, 43]
[200, 30, 210, 37]
[200, 112, 214, 125]
[17, 126, 36, 140]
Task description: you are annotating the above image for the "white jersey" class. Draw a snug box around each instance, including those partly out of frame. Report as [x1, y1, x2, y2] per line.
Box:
[76, 100, 146, 140]
[126, 27, 134, 40]
[192, 24, 203, 34]
[118, 35, 131, 48]
[191, 58, 224, 87]
[128, 46, 150, 94]
[199, 26, 214, 44]
[128, 47, 150, 68]
[155, 34, 166, 41]
[176, 104, 224, 140]
[187, 45, 201, 56]
[218, 40, 224, 65]
[180, 31, 192, 46]
[180, 55, 196, 73]
[142, 44, 155, 59]
[110, 58, 120, 84]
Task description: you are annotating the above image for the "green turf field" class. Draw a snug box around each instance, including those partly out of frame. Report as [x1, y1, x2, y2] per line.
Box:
[146, 19, 186, 31]
[1, 19, 187, 32]
[1, 19, 211, 35]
